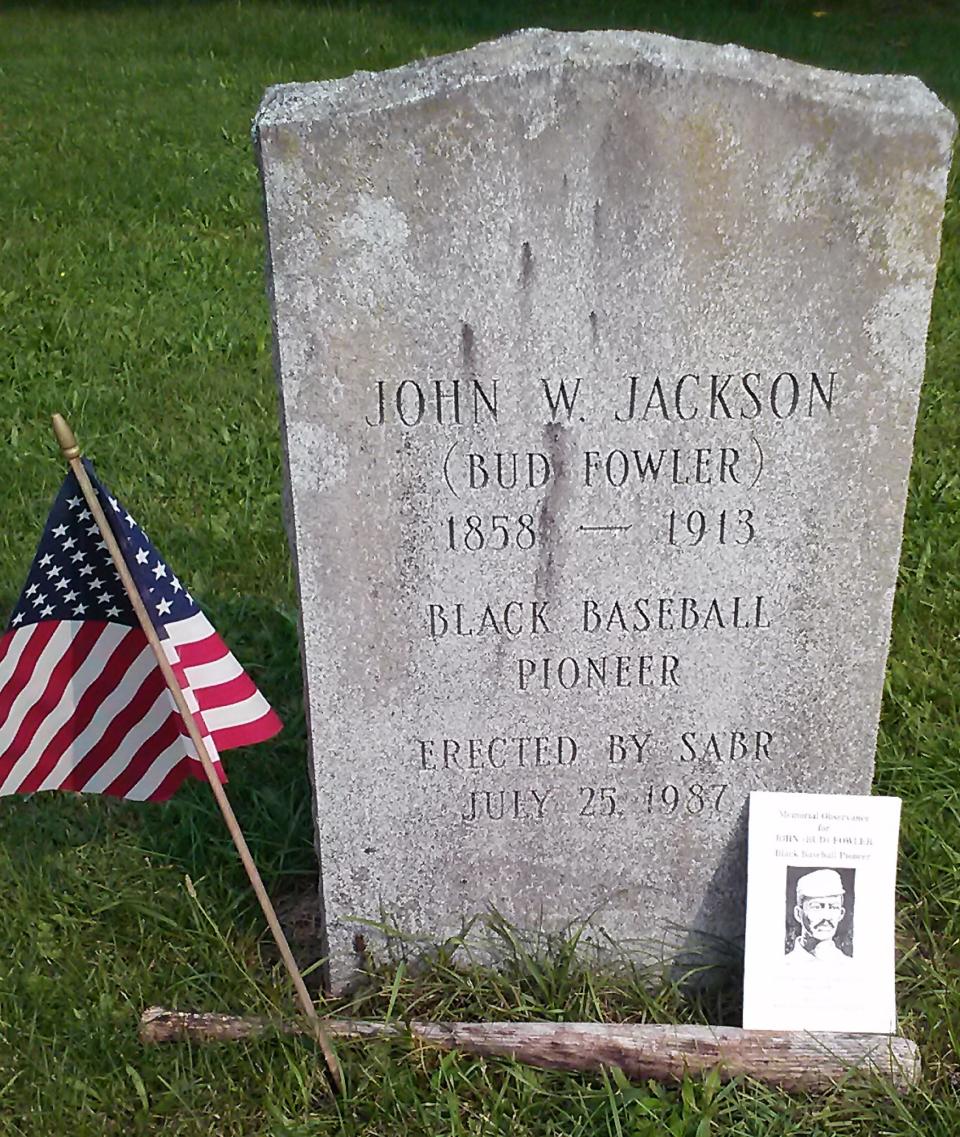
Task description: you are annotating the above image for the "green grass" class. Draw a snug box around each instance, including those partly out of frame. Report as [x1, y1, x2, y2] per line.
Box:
[0, 1, 958, 1133]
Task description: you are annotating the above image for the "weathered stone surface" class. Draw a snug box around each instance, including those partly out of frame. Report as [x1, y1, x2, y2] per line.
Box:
[254, 30, 955, 991]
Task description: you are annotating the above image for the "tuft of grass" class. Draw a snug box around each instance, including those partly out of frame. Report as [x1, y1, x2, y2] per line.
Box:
[0, 1, 958, 1134]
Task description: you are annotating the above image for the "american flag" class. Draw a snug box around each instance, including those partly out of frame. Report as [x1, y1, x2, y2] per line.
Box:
[0, 459, 282, 802]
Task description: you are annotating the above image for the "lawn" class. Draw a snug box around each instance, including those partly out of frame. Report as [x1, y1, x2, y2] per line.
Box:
[0, 1, 958, 1133]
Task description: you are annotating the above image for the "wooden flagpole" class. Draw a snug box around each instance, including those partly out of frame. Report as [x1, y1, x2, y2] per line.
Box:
[51, 413, 341, 1091]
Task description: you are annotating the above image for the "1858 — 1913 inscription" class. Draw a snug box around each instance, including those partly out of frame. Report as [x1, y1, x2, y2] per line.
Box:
[254, 30, 955, 992]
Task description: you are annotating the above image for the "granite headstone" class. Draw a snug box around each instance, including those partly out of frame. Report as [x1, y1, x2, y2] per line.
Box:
[254, 30, 955, 991]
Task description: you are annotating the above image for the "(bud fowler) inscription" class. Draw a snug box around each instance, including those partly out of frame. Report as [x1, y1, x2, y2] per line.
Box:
[359, 368, 833, 827]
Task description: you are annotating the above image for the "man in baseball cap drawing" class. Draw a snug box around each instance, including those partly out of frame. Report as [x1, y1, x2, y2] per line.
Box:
[786, 868, 853, 966]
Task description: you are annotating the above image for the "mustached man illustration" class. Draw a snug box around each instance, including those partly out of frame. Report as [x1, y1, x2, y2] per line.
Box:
[786, 868, 853, 966]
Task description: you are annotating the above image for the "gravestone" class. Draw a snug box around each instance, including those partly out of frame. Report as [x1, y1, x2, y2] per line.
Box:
[254, 30, 955, 992]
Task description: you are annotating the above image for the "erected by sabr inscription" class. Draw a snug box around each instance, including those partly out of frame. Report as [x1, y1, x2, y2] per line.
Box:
[254, 30, 955, 991]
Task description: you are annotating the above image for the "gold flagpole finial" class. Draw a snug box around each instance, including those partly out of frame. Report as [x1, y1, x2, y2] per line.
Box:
[52, 413, 81, 462]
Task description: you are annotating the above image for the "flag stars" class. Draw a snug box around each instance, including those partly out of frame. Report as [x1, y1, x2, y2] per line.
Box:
[62, 537, 76, 551]
[106, 605, 121, 618]
[64, 590, 77, 603]
[70, 550, 86, 563]
[125, 513, 136, 527]
[25, 583, 39, 598]
[108, 496, 120, 512]
[96, 592, 111, 604]
[11, 612, 24, 626]
[47, 564, 62, 579]
[86, 523, 99, 537]
[54, 578, 69, 591]
[32, 593, 47, 607]
[90, 578, 103, 590]
[156, 598, 172, 616]
[40, 605, 54, 618]
[72, 604, 87, 616]
[79, 564, 94, 578]
[52, 524, 68, 539]
[135, 548, 149, 565]
[152, 562, 167, 580]
[78, 509, 91, 522]
[170, 577, 182, 593]
[67, 496, 82, 509]
[39, 553, 53, 568]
